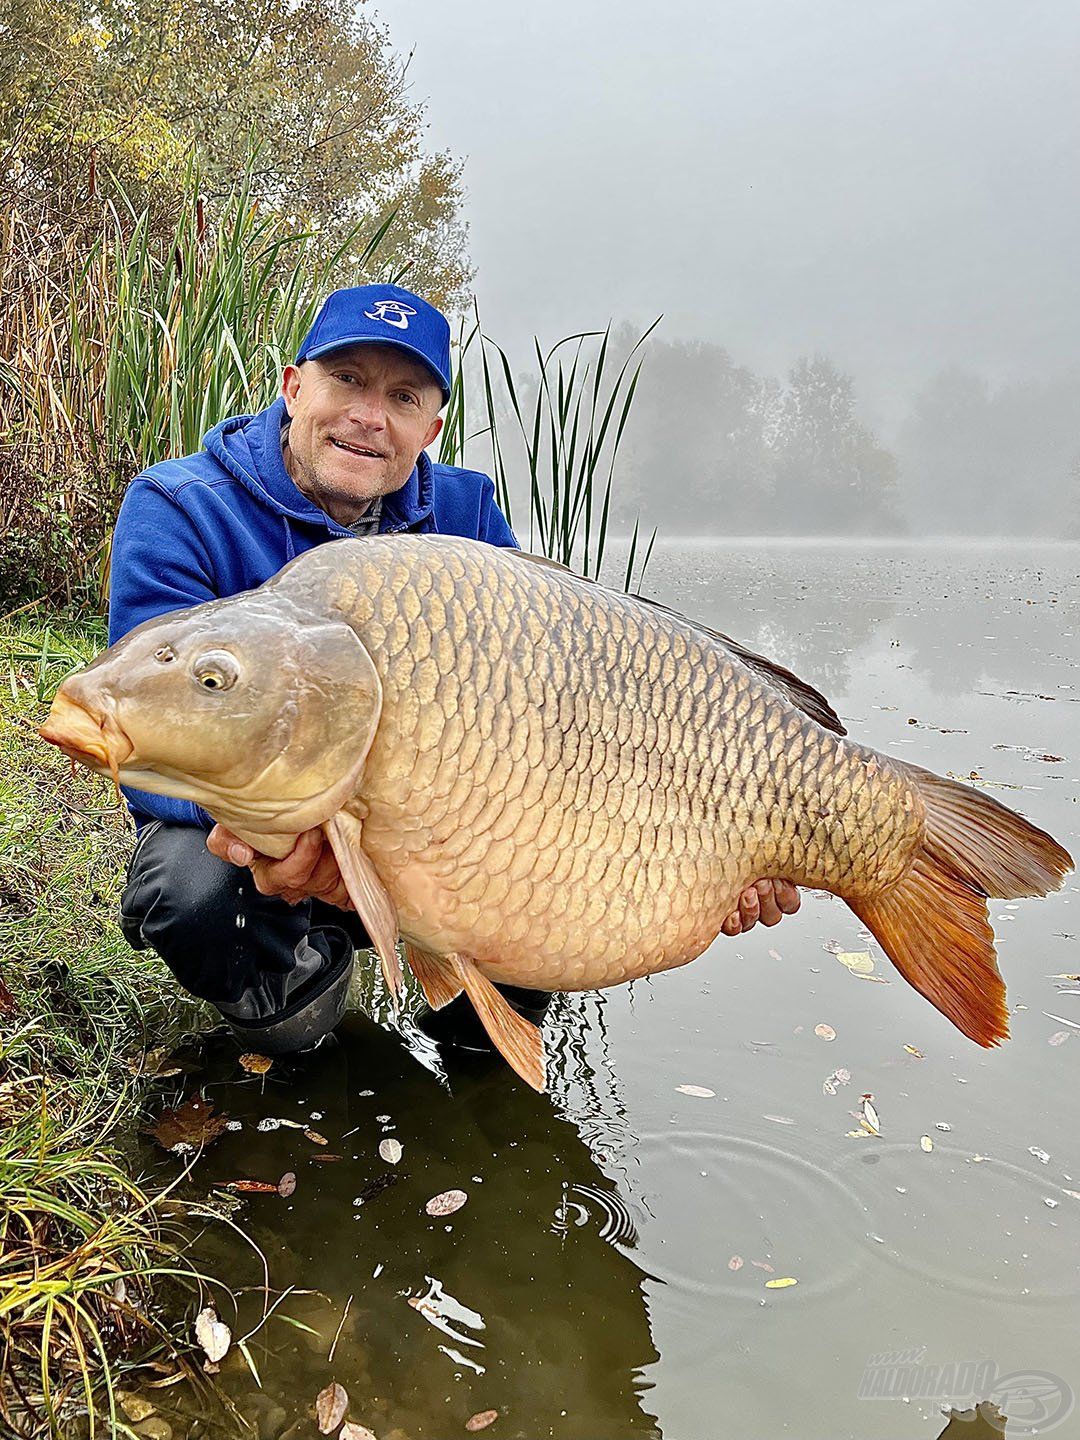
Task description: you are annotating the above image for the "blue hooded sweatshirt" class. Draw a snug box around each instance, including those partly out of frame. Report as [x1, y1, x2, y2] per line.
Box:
[108, 395, 518, 830]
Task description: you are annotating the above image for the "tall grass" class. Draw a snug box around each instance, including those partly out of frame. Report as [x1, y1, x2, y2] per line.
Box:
[441, 314, 659, 590]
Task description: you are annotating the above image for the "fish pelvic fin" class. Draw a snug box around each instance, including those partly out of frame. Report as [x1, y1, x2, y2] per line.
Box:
[323, 812, 403, 1005]
[451, 955, 547, 1092]
[405, 943, 463, 1010]
[851, 770, 1073, 1048]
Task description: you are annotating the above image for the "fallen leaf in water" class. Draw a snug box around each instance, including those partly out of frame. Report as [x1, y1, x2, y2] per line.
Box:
[316, 1381, 348, 1434]
[426, 1189, 468, 1217]
[728, 1255, 743, 1271]
[764, 1277, 798, 1289]
[256, 1116, 306, 1132]
[1029, 1147, 1051, 1165]
[239, 1053, 273, 1075]
[195, 1307, 230, 1363]
[836, 951, 874, 975]
[1048, 1031, 1071, 1047]
[378, 1138, 403, 1165]
[903, 1045, 924, 1059]
[1063, 1190, 1080, 1201]
[860, 1095, 881, 1135]
[935, 1122, 952, 1132]
[312, 1154, 343, 1162]
[340, 1426, 377, 1440]
[225, 1179, 278, 1194]
[146, 1097, 228, 1153]
[814, 1024, 836, 1042]
[117, 1391, 157, 1423]
[920, 1135, 934, 1152]
[130, 1046, 183, 1079]
[305, 1129, 329, 1146]
[751, 1259, 774, 1273]
[763, 1114, 795, 1125]
[278, 1172, 297, 1198]
[465, 1413, 499, 1433]
[675, 1084, 715, 1098]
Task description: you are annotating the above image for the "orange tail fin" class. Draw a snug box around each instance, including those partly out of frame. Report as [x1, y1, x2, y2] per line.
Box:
[850, 769, 1073, 1048]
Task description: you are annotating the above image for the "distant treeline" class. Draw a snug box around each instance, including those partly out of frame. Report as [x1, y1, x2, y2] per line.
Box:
[603, 327, 1080, 538]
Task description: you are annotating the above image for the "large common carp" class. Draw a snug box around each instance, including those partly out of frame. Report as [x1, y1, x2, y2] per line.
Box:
[40, 537, 1073, 1088]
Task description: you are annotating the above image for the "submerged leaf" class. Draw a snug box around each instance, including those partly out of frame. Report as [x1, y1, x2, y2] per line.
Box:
[340, 1426, 378, 1440]
[316, 1381, 348, 1434]
[226, 1179, 278, 1194]
[379, 1138, 403, 1165]
[147, 1097, 228, 1153]
[278, 1172, 297, 1198]
[466, 1412, 499, 1432]
[195, 1307, 231, 1363]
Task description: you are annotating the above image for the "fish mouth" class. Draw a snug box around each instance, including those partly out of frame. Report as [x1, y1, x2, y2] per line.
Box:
[39, 692, 134, 781]
[329, 437, 385, 459]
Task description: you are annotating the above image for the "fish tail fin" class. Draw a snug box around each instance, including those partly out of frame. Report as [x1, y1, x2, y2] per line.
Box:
[850, 770, 1073, 1048]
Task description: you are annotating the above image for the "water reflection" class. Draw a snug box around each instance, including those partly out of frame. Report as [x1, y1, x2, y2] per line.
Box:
[180, 1013, 661, 1439]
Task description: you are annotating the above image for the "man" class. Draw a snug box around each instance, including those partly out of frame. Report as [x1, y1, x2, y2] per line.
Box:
[112, 283, 799, 1056]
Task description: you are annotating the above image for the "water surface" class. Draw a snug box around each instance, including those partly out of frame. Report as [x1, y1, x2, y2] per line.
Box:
[149, 542, 1080, 1440]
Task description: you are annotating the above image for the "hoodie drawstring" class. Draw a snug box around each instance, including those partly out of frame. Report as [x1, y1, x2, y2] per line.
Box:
[282, 517, 295, 562]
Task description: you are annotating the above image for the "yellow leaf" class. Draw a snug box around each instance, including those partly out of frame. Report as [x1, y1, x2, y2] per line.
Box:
[836, 951, 875, 975]
[764, 1276, 798, 1289]
[239, 1053, 273, 1075]
[903, 1045, 924, 1058]
[920, 1135, 934, 1152]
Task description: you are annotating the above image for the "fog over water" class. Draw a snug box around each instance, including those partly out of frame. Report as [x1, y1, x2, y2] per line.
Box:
[382, 0, 1080, 536]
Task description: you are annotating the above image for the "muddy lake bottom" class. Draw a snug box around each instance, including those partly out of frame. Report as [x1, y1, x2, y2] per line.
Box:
[138, 541, 1080, 1440]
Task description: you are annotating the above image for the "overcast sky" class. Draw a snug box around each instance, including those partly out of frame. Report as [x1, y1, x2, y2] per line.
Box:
[378, 0, 1079, 424]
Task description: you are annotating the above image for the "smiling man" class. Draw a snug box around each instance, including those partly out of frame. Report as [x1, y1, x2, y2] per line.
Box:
[109, 283, 798, 1057]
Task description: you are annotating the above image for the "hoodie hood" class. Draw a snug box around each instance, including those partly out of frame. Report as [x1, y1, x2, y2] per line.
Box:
[202, 396, 436, 535]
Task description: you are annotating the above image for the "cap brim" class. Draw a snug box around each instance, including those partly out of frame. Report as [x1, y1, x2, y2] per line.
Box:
[301, 334, 450, 402]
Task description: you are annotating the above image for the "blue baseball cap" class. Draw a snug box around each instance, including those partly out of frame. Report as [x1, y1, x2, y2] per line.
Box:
[295, 284, 452, 402]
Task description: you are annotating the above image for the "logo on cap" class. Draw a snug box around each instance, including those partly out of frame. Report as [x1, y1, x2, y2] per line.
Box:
[363, 299, 417, 331]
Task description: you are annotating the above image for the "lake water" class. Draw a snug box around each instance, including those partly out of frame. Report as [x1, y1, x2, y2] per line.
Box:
[155, 541, 1079, 1440]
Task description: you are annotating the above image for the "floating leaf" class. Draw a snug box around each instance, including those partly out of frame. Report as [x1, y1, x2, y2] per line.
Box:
[466, 1413, 499, 1433]
[1029, 1147, 1051, 1165]
[340, 1425, 377, 1440]
[278, 1172, 297, 1198]
[1063, 1190, 1080, 1201]
[195, 1307, 231, 1363]
[379, 1138, 403, 1165]
[814, 1024, 836, 1042]
[256, 1116, 306, 1132]
[935, 1122, 952, 1132]
[751, 1259, 774, 1273]
[920, 1135, 934, 1152]
[146, 1097, 228, 1153]
[312, 1153, 344, 1163]
[305, 1129, 329, 1146]
[763, 1114, 795, 1125]
[764, 1276, 798, 1289]
[860, 1095, 880, 1135]
[903, 1045, 924, 1059]
[728, 1255, 743, 1271]
[426, 1189, 468, 1217]
[316, 1381, 348, 1434]
[1048, 1031, 1071, 1047]
[239, 1053, 273, 1075]
[835, 951, 875, 975]
[675, 1084, 715, 1098]
[226, 1179, 278, 1194]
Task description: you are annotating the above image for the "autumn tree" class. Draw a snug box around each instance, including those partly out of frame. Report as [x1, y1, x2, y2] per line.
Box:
[0, 0, 470, 304]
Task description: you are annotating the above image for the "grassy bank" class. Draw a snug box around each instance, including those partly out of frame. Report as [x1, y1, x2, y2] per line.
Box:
[0, 618, 210, 1437]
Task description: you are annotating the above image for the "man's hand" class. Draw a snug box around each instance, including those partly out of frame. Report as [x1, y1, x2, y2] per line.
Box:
[721, 879, 800, 936]
[206, 824, 353, 910]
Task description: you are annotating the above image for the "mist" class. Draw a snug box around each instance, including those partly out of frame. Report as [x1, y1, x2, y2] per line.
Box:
[382, 0, 1080, 536]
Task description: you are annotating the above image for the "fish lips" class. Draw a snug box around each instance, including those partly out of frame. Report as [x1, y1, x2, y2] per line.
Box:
[39, 691, 134, 777]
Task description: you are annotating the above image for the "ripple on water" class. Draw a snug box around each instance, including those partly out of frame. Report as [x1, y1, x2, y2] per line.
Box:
[834, 1144, 1080, 1303]
[626, 1129, 870, 1301]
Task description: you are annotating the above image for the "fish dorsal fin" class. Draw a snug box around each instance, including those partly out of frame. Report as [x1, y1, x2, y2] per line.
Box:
[511, 550, 846, 736]
[324, 811, 403, 1004]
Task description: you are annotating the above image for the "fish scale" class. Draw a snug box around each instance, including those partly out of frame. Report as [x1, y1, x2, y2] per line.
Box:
[304, 540, 923, 991]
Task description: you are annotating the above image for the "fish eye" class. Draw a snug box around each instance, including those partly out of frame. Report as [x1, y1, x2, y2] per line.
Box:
[154, 645, 176, 664]
[191, 650, 240, 693]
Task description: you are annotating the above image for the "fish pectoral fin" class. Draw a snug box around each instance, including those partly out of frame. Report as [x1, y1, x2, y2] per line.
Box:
[404, 943, 463, 1010]
[323, 811, 403, 1006]
[451, 954, 547, 1092]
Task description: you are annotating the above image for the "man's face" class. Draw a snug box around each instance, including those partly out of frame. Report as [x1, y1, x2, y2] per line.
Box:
[280, 343, 444, 526]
